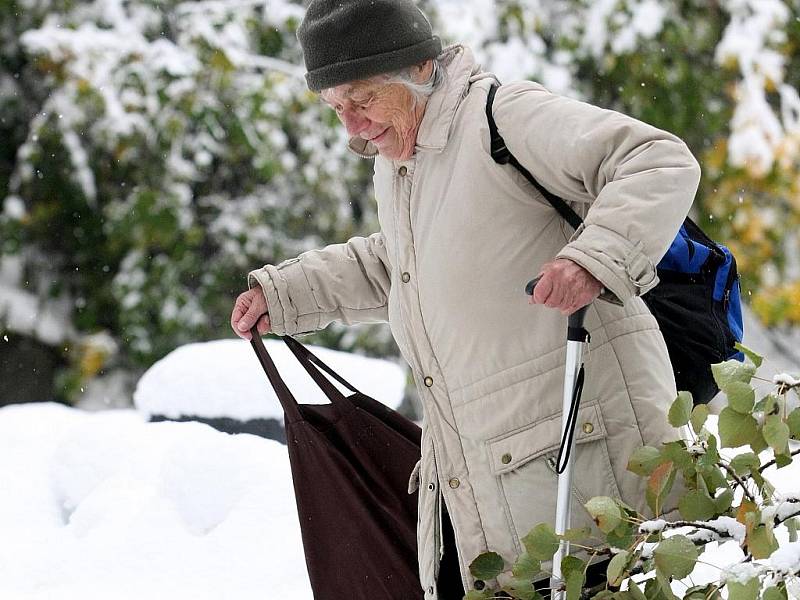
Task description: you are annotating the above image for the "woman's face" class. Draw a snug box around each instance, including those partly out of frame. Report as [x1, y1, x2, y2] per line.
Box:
[320, 62, 432, 160]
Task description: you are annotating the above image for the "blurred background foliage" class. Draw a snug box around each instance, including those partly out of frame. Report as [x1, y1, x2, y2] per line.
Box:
[1, 0, 799, 404]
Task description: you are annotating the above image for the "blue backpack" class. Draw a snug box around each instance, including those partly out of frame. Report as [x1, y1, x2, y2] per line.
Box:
[486, 84, 744, 404]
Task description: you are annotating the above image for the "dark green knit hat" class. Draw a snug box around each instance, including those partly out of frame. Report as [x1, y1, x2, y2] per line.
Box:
[297, 0, 442, 92]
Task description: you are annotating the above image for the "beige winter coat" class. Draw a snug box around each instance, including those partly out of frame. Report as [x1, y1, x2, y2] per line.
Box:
[249, 45, 700, 597]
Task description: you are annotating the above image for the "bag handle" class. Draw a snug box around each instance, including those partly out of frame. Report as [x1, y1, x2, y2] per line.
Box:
[282, 335, 361, 398]
[249, 328, 304, 423]
[249, 329, 359, 422]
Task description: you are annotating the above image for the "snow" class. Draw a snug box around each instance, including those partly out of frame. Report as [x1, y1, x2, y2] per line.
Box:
[133, 337, 407, 421]
[639, 519, 667, 534]
[722, 561, 764, 584]
[774, 373, 800, 387]
[0, 402, 311, 599]
[771, 542, 800, 575]
[707, 516, 747, 543]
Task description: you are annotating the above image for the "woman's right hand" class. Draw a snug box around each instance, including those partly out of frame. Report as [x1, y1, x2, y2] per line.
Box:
[231, 288, 271, 340]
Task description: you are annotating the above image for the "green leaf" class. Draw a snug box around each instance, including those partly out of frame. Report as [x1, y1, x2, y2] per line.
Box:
[501, 577, 539, 600]
[585, 497, 623, 533]
[788, 517, 799, 543]
[718, 407, 759, 448]
[605, 521, 635, 549]
[511, 552, 540, 579]
[690, 404, 709, 434]
[787, 408, 800, 439]
[561, 555, 585, 580]
[653, 535, 697, 579]
[775, 452, 793, 469]
[668, 391, 693, 427]
[464, 591, 493, 600]
[714, 489, 734, 514]
[522, 523, 560, 561]
[726, 579, 759, 600]
[606, 550, 629, 587]
[729, 452, 760, 476]
[662, 441, 693, 469]
[763, 415, 790, 453]
[647, 462, 677, 516]
[725, 381, 755, 414]
[626, 580, 647, 600]
[746, 523, 778, 559]
[562, 556, 585, 600]
[683, 584, 722, 600]
[749, 429, 769, 454]
[712, 360, 756, 389]
[678, 489, 717, 521]
[651, 572, 680, 600]
[734, 342, 763, 367]
[762, 586, 788, 600]
[560, 526, 591, 542]
[754, 394, 778, 415]
[469, 551, 504, 581]
[627, 446, 662, 476]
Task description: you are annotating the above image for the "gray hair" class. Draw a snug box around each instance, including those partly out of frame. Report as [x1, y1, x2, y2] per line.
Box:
[382, 58, 444, 104]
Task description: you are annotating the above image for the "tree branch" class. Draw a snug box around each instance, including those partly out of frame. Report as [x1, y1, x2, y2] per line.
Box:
[759, 448, 800, 473]
[718, 461, 757, 503]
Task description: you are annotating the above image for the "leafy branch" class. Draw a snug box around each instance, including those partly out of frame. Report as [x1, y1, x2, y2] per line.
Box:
[463, 344, 800, 600]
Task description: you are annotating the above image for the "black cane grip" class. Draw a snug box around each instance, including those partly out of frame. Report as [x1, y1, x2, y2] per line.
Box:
[524, 276, 541, 296]
[568, 305, 590, 329]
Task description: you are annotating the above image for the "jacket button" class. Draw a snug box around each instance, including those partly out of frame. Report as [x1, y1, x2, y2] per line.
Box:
[427, 586, 434, 595]
[428, 482, 436, 491]
[501, 453, 512, 464]
[474, 580, 486, 590]
[401, 272, 411, 283]
[582, 422, 595, 434]
[448, 478, 460, 489]
[398, 166, 408, 176]
[424, 376, 433, 387]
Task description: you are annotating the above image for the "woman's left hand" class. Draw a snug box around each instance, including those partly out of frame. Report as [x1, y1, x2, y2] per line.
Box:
[530, 258, 603, 315]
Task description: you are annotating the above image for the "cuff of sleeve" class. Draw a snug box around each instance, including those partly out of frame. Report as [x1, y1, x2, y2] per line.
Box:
[556, 223, 659, 305]
[247, 258, 321, 336]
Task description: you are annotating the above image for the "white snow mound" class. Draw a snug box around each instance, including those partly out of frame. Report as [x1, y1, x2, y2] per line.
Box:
[0, 402, 311, 599]
[134, 337, 407, 421]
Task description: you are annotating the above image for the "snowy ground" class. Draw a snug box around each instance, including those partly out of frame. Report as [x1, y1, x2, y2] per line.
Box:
[0, 338, 408, 600]
[0, 402, 311, 599]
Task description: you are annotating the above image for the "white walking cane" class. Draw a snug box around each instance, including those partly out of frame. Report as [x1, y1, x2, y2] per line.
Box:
[526, 277, 592, 600]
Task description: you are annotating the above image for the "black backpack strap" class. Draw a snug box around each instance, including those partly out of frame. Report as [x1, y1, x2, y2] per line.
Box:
[486, 83, 584, 231]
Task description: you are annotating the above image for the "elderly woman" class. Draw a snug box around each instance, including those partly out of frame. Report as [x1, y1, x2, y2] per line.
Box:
[231, 0, 699, 598]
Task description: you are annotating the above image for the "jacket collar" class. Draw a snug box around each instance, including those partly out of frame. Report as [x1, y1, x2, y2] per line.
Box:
[346, 44, 484, 159]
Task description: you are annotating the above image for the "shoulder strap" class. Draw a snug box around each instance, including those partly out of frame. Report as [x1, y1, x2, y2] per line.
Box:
[486, 83, 584, 231]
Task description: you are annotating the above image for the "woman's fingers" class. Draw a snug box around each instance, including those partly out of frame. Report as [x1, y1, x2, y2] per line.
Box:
[256, 313, 271, 335]
[231, 289, 268, 340]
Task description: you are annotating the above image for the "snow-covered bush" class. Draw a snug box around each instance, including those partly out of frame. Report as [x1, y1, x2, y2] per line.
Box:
[0, 0, 390, 399]
[465, 344, 800, 599]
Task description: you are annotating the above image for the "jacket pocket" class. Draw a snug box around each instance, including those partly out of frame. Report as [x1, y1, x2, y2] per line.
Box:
[487, 403, 621, 548]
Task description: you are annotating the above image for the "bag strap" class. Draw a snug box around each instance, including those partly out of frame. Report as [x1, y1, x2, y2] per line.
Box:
[249, 329, 304, 423]
[486, 84, 584, 231]
[282, 335, 361, 400]
[249, 330, 357, 422]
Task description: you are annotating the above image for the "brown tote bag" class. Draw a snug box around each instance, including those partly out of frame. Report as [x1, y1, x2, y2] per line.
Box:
[249, 332, 427, 599]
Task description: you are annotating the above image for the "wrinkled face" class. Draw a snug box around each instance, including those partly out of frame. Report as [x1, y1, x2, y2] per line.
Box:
[320, 63, 432, 160]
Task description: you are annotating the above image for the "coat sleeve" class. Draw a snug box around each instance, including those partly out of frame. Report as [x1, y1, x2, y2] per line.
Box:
[248, 232, 391, 336]
[492, 81, 702, 304]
